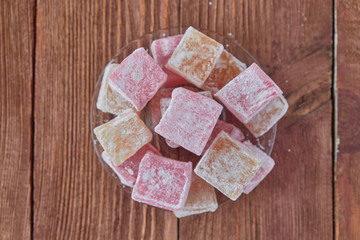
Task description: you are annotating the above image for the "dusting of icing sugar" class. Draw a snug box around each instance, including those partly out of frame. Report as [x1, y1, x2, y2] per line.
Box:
[215, 63, 282, 123]
[245, 95, 288, 137]
[166, 27, 224, 88]
[108, 47, 167, 111]
[132, 153, 192, 210]
[155, 88, 223, 155]
[194, 131, 262, 200]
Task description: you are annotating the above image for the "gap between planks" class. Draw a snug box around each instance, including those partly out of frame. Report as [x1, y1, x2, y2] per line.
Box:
[332, 0, 338, 239]
[30, 0, 38, 239]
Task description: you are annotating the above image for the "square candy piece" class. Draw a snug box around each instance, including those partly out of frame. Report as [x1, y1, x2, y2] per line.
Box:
[132, 152, 192, 211]
[195, 131, 262, 200]
[150, 35, 188, 87]
[155, 88, 223, 155]
[245, 95, 289, 137]
[96, 64, 136, 115]
[242, 141, 275, 194]
[202, 120, 245, 154]
[109, 47, 167, 111]
[215, 63, 283, 123]
[174, 173, 218, 218]
[159, 92, 213, 149]
[101, 143, 161, 187]
[166, 27, 224, 88]
[94, 109, 152, 166]
[202, 50, 246, 94]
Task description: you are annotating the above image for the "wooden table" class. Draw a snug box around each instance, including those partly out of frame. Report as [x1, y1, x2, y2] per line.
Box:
[1, 0, 359, 239]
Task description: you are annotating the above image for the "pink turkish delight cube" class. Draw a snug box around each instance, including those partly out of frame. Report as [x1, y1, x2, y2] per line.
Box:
[150, 35, 188, 87]
[202, 120, 245, 154]
[108, 47, 167, 111]
[155, 87, 223, 155]
[215, 63, 283, 123]
[242, 141, 275, 194]
[166, 27, 224, 88]
[132, 152, 192, 211]
[245, 95, 288, 137]
[101, 143, 161, 187]
[159, 91, 213, 149]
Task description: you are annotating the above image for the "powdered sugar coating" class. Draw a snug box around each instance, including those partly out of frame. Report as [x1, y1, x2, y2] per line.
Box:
[245, 95, 288, 137]
[160, 92, 215, 149]
[155, 88, 223, 155]
[215, 63, 283, 123]
[108, 48, 167, 111]
[94, 109, 153, 166]
[174, 173, 218, 218]
[160, 92, 212, 115]
[202, 120, 245, 154]
[101, 144, 161, 187]
[132, 152, 192, 211]
[150, 87, 198, 129]
[166, 27, 224, 88]
[242, 141, 275, 194]
[195, 131, 262, 200]
[202, 50, 246, 94]
[96, 64, 136, 115]
[150, 35, 188, 87]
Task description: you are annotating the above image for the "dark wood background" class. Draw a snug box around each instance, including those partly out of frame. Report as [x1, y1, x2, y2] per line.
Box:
[0, 0, 359, 239]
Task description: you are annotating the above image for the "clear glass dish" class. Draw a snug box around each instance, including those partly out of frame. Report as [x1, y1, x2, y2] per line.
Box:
[90, 28, 277, 205]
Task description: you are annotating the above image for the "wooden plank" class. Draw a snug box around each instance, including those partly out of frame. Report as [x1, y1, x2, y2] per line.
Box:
[179, 0, 333, 239]
[335, 0, 360, 239]
[33, 0, 178, 239]
[0, 1, 34, 239]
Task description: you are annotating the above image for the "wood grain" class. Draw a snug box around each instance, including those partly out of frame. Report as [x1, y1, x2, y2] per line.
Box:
[33, 0, 178, 239]
[335, 0, 360, 239]
[0, 0, 34, 239]
[179, 0, 333, 239]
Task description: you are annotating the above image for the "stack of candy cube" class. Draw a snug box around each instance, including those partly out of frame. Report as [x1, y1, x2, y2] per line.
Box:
[94, 26, 288, 217]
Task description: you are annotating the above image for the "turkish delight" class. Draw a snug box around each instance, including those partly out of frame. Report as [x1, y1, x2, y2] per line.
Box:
[155, 88, 223, 155]
[94, 109, 152, 166]
[132, 152, 192, 211]
[109, 47, 167, 111]
[215, 63, 282, 123]
[166, 27, 223, 88]
[194, 131, 262, 200]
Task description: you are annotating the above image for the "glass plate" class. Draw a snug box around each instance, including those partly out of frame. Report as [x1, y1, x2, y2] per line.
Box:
[90, 28, 277, 205]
